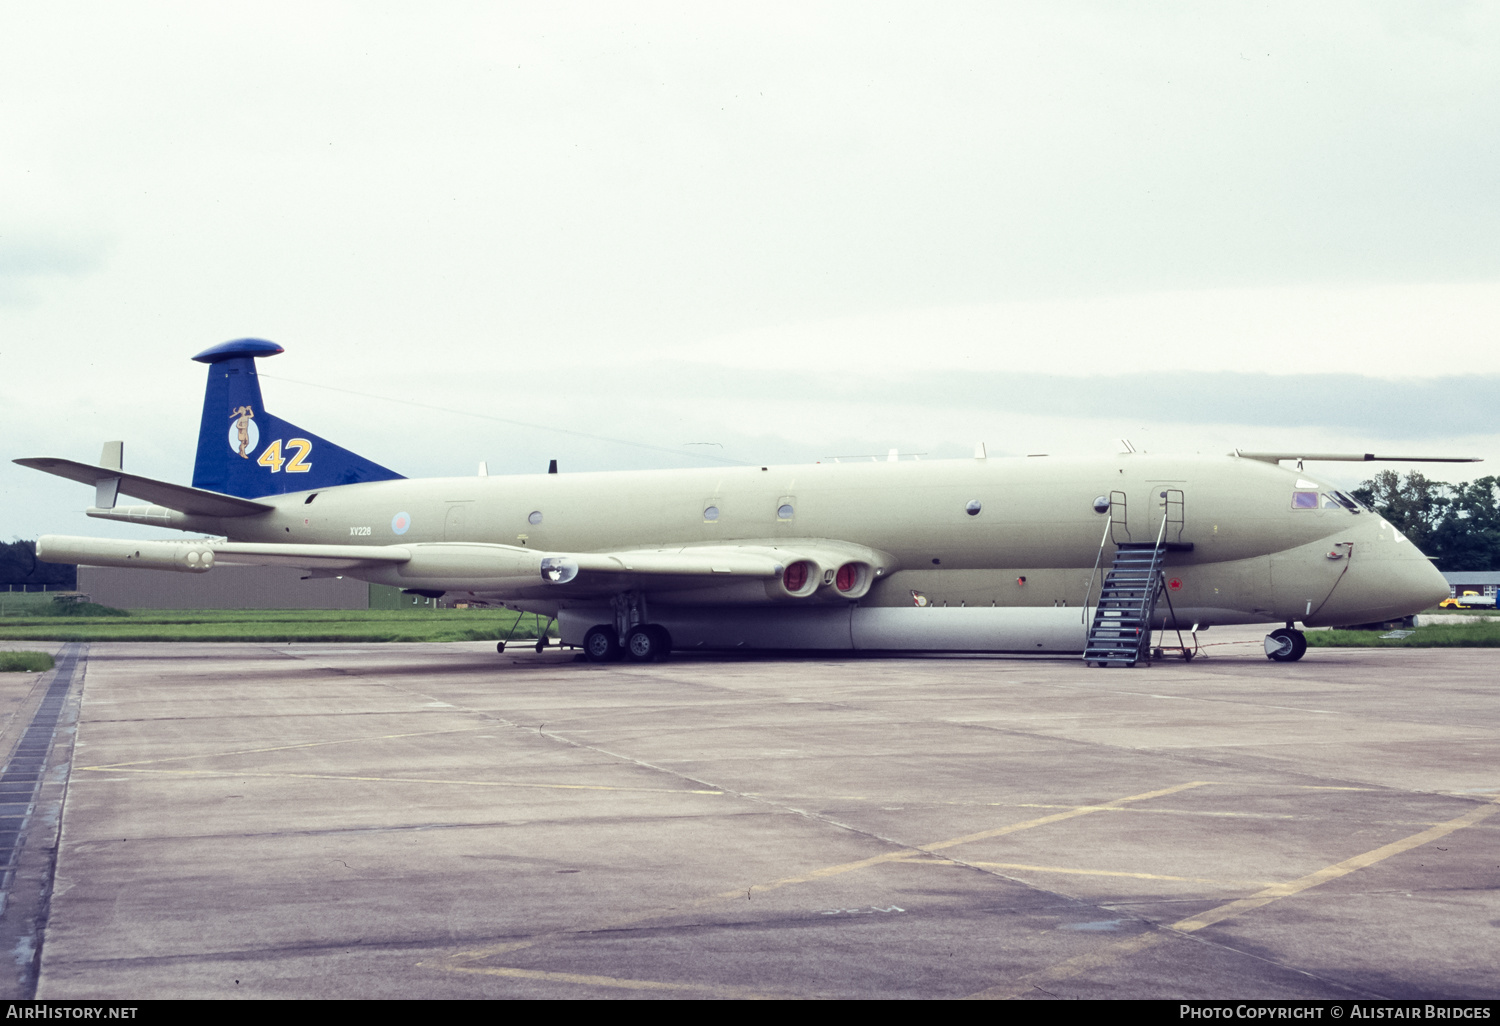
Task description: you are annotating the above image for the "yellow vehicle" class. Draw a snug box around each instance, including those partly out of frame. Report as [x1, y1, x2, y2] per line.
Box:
[1439, 591, 1496, 609]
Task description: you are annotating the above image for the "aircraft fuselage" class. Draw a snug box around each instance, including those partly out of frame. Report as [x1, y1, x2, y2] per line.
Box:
[133, 451, 1445, 638]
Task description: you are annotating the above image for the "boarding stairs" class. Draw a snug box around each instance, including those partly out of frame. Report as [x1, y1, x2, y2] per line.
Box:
[1083, 489, 1189, 668]
[1084, 541, 1168, 667]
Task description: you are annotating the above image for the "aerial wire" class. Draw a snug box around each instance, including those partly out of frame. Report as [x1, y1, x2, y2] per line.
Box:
[257, 373, 752, 466]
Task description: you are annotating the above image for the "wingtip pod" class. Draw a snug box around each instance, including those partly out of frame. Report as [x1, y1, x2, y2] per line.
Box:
[38, 535, 216, 573]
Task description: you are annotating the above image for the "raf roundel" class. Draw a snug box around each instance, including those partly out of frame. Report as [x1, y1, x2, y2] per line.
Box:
[390, 512, 412, 535]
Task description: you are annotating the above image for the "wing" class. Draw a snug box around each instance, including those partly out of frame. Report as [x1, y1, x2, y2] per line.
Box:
[1230, 451, 1481, 464]
[37, 536, 893, 601]
[345, 538, 889, 602]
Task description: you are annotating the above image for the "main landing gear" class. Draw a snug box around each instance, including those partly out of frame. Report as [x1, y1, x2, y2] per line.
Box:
[583, 623, 672, 663]
[1264, 626, 1307, 662]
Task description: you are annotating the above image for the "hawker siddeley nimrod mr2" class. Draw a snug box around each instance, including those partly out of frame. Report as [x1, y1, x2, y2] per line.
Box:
[17, 339, 1469, 666]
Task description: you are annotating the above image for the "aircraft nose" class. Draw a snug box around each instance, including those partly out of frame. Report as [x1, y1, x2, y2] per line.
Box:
[1304, 521, 1449, 627]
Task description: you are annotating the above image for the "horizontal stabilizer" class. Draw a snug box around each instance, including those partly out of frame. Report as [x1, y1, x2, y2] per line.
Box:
[15, 458, 274, 517]
[1231, 451, 1482, 465]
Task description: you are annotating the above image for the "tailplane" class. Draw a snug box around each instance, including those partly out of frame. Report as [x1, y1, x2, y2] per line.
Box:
[191, 339, 404, 499]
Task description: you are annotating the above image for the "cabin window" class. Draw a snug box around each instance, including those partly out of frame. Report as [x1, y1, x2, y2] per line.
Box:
[1092, 495, 1110, 514]
[528, 511, 543, 525]
[777, 504, 795, 520]
[703, 505, 720, 521]
[965, 500, 982, 516]
[1292, 491, 1319, 509]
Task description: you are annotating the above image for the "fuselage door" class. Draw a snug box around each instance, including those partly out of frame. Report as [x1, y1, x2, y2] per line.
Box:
[444, 501, 473, 542]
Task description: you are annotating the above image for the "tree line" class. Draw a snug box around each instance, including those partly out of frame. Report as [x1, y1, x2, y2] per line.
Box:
[0, 540, 77, 589]
[1351, 471, 1500, 571]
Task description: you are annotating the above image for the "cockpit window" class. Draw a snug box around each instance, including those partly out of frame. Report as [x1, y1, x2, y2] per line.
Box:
[1292, 491, 1319, 509]
[1322, 493, 1342, 509]
[1331, 491, 1362, 513]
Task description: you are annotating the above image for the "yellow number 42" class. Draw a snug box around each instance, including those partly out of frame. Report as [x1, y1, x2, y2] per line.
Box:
[257, 438, 313, 474]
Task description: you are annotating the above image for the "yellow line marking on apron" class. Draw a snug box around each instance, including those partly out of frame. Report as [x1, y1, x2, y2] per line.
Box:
[965, 800, 1500, 1000]
[432, 964, 779, 998]
[893, 857, 1275, 888]
[422, 781, 1211, 989]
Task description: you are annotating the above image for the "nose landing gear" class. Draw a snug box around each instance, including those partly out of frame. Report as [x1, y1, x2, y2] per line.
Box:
[1264, 627, 1308, 662]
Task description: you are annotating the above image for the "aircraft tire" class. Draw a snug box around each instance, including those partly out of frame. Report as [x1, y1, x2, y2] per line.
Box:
[624, 625, 671, 663]
[1265, 627, 1307, 662]
[648, 624, 672, 661]
[583, 625, 622, 663]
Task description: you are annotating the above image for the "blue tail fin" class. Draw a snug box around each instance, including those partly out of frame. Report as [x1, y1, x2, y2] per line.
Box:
[191, 339, 404, 499]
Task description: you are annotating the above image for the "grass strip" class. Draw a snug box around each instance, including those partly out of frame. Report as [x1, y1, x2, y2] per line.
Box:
[0, 609, 558, 644]
[1309, 623, 1500, 648]
[0, 651, 55, 672]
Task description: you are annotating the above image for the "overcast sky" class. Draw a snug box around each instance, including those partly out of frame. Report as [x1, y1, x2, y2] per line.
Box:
[4, 2, 1500, 539]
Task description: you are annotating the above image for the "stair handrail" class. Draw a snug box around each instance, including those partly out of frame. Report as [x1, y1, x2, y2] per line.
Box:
[1137, 515, 1170, 665]
[1081, 514, 1113, 628]
[1159, 487, 1186, 545]
[1109, 489, 1129, 544]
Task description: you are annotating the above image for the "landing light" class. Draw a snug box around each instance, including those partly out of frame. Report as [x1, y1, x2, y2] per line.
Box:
[540, 557, 578, 584]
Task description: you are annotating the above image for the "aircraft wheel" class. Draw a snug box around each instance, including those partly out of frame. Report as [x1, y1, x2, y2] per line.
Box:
[496, 641, 506, 654]
[624, 624, 671, 662]
[583, 625, 622, 663]
[1265, 627, 1307, 662]
[649, 624, 672, 661]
